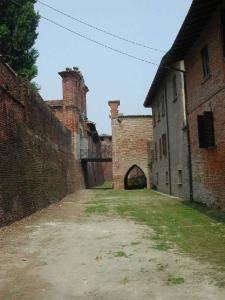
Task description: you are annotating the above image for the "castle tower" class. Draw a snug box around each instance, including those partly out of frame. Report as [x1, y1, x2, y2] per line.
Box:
[58, 67, 89, 159]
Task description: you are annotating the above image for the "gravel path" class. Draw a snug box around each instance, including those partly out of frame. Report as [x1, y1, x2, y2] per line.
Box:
[0, 190, 224, 300]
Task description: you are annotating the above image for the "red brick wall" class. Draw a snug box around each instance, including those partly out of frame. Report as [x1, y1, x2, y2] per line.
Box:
[100, 136, 113, 181]
[185, 10, 225, 208]
[0, 62, 85, 227]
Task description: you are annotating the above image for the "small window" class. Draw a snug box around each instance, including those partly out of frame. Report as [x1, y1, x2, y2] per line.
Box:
[162, 133, 167, 157]
[154, 142, 157, 161]
[159, 138, 162, 160]
[201, 45, 210, 78]
[178, 170, 183, 185]
[166, 171, 169, 185]
[197, 111, 215, 148]
[172, 75, 178, 102]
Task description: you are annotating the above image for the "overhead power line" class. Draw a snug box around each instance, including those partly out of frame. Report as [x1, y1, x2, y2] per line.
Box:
[40, 15, 162, 68]
[37, 0, 165, 53]
[10, 0, 183, 72]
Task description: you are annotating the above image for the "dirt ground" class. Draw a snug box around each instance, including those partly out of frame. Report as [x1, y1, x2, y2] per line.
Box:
[0, 190, 225, 300]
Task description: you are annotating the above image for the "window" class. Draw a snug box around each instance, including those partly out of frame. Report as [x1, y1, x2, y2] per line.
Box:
[156, 172, 159, 185]
[172, 75, 178, 101]
[166, 171, 169, 185]
[153, 109, 156, 127]
[159, 138, 162, 160]
[161, 94, 165, 117]
[154, 142, 157, 161]
[162, 133, 167, 157]
[157, 103, 160, 122]
[197, 111, 215, 148]
[178, 170, 183, 185]
[201, 45, 210, 78]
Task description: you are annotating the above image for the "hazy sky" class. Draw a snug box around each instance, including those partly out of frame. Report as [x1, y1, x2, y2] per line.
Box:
[35, 0, 192, 134]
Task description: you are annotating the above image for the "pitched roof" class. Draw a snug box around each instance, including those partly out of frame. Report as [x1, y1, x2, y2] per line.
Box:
[144, 0, 221, 107]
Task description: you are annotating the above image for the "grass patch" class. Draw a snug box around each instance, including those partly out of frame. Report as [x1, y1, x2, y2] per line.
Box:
[86, 188, 225, 284]
[153, 242, 171, 251]
[167, 276, 185, 285]
[157, 263, 168, 272]
[93, 181, 113, 189]
[86, 204, 108, 214]
[114, 251, 128, 258]
[120, 276, 129, 284]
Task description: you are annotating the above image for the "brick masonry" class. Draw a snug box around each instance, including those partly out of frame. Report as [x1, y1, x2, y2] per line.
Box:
[185, 9, 225, 208]
[100, 135, 113, 182]
[108, 101, 153, 189]
[47, 68, 104, 189]
[0, 62, 85, 227]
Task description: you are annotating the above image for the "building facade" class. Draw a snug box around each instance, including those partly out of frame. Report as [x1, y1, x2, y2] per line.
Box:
[183, 2, 225, 208]
[108, 100, 153, 190]
[145, 61, 190, 200]
[144, 0, 225, 208]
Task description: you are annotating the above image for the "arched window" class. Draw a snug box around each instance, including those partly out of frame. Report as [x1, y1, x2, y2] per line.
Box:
[124, 165, 147, 190]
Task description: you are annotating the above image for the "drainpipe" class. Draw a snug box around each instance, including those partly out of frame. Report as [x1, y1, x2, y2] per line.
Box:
[164, 86, 172, 195]
[182, 71, 194, 201]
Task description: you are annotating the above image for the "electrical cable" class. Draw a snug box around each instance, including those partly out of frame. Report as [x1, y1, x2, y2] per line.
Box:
[37, 0, 166, 53]
[9, 0, 185, 73]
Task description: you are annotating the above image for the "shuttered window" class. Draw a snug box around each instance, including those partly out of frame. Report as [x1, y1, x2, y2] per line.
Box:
[201, 45, 210, 78]
[197, 111, 215, 148]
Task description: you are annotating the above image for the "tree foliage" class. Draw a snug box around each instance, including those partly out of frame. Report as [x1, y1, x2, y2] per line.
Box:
[0, 0, 40, 80]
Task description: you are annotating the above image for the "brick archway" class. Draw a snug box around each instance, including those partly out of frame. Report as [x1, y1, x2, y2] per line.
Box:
[124, 165, 147, 190]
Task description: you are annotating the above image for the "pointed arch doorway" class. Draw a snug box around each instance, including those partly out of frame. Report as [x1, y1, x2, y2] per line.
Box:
[124, 165, 147, 190]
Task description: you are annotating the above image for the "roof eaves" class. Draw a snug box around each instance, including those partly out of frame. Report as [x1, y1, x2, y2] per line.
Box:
[144, 0, 221, 108]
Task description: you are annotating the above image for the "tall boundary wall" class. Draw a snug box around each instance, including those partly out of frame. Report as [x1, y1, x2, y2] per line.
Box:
[0, 62, 85, 227]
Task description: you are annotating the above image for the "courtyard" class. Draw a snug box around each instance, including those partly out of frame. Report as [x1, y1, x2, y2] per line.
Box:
[0, 187, 225, 299]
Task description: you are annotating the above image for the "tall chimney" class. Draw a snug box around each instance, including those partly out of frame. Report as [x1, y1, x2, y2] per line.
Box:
[108, 100, 120, 119]
[59, 67, 88, 117]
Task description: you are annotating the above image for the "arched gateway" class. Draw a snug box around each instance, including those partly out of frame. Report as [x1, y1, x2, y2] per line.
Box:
[124, 165, 147, 190]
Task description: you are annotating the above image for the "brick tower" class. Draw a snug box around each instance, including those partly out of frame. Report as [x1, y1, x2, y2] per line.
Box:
[47, 67, 89, 159]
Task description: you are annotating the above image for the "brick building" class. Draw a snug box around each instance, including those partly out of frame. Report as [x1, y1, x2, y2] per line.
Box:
[108, 100, 153, 190]
[179, 0, 225, 207]
[100, 134, 113, 182]
[47, 67, 89, 160]
[47, 67, 104, 188]
[144, 61, 190, 200]
[144, 0, 225, 208]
